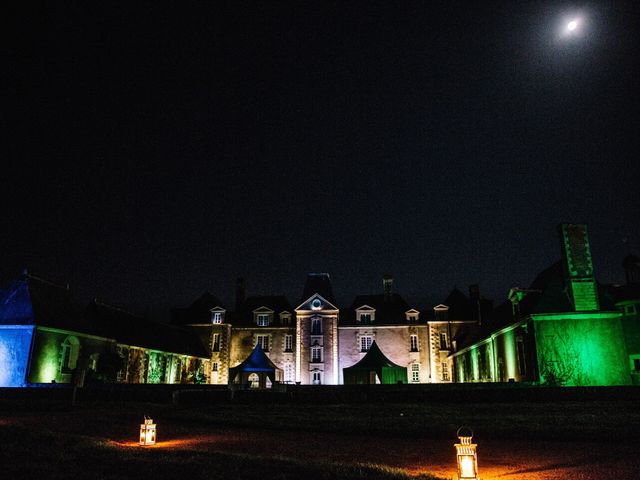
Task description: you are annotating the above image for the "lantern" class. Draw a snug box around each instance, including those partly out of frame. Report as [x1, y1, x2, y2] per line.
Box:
[454, 427, 479, 480]
[139, 416, 156, 446]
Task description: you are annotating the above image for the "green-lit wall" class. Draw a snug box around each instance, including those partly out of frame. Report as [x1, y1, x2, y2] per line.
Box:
[619, 304, 640, 385]
[454, 323, 532, 384]
[533, 313, 631, 386]
[28, 327, 113, 384]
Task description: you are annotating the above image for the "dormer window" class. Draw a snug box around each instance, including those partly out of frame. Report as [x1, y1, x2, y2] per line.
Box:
[356, 306, 375, 324]
[433, 304, 449, 321]
[405, 309, 419, 323]
[257, 313, 271, 326]
[280, 312, 292, 326]
[210, 307, 225, 324]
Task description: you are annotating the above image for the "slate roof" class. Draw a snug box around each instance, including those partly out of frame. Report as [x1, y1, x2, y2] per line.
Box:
[87, 301, 210, 358]
[0, 274, 84, 331]
[443, 288, 476, 320]
[232, 295, 293, 327]
[604, 283, 640, 304]
[340, 293, 418, 325]
[301, 273, 335, 303]
[170, 291, 225, 325]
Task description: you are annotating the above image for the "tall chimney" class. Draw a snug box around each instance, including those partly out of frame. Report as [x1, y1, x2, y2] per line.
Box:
[235, 277, 246, 311]
[383, 274, 393, 303]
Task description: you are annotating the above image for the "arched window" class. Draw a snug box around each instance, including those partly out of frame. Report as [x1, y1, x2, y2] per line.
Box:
[60, 336, 80, 374]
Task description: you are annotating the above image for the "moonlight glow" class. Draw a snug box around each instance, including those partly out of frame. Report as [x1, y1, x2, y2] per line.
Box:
[567, 19, 578, 31]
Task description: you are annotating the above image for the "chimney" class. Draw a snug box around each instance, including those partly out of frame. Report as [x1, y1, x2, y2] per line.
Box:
[235, 277, 246, 310]
[383, 274, 393, 303]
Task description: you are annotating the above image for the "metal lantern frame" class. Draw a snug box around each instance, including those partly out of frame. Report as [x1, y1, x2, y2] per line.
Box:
[139, 416, 157, 446]
[454, 427, 479, 480]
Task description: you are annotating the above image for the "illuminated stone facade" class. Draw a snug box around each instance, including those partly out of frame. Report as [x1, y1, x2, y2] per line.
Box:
[2, 224, 638, 388]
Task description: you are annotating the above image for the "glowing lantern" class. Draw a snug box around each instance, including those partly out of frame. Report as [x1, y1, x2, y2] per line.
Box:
[454, 427, 479, 480]
[139, 416, 156, 446]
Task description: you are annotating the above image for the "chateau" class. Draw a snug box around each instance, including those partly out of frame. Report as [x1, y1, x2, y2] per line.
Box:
[1, 224, 639, 388]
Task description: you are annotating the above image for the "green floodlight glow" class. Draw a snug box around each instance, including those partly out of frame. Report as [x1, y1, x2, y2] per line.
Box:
[534, 312, 630, 386]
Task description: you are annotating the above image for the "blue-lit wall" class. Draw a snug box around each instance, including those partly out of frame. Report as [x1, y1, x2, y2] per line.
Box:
[0, 326, 34, 387]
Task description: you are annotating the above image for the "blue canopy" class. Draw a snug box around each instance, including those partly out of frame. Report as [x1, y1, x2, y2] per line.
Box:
[228, 344, 280, 386]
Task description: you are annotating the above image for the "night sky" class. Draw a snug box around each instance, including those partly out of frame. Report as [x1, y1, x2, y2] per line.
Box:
[5, 2, 639, 319]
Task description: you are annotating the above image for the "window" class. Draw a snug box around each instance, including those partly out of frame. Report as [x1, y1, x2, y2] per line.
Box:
[312, 371, 322, 384]
[408, 315, 417, 323]
[311, 346, 322, 363]
[625, 304, 638, 316]
[434, 306, 449, 321]
[360, 335, 372, 352]
[281, 314, 291, 326]
[284, 364, 293, 383]
[410, 335, 419, 352]
[311, 317, 322, 335]
[284, 334, 293, 352]
[60, 336, 80, 375]
[439, 332, 448, 350]
[359, 313, 372, 325]
[411, 363, 420, 382]
[212, 333, 221, 352]
[442, 362, 450, 381]
[256, 335, 270, 352]
[211, 312, 223, 324]
[257, 314, 270, 326]
[630, 356, 640, 372]
[212, 362, 218, 372]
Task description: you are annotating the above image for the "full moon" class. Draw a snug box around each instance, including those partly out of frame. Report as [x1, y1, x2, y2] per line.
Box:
[567, 19, 578, 31]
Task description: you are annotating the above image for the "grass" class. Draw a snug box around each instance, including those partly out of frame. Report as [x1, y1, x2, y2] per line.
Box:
[0, 423, 440, 480]
[2, 396, 640, 479]
[0, 402, 442, 480]
[166, 400, 640, 441]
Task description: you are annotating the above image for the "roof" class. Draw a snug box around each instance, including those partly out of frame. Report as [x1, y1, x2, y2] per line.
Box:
[0, 274, 85, 331]
[604, 283, 640, 304]
[443, 288, 477, 320]
[301, 273, 335, 303]
[232, 295, 293, 326]
[86, 300, 210, 358]
[340, 293, 417, 325]
[454, 261, 619, 352]
[229, 343, 278, 373]
[170, 291, 224, 325]
[343, 341, 406, 371]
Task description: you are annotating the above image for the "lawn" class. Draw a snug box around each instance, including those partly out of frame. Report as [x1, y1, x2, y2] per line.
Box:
[2, 395, 640, 479]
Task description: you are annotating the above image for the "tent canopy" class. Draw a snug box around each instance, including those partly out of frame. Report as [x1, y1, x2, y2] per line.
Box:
[343, 341, 408, 384]
[228, 344, 281, 386]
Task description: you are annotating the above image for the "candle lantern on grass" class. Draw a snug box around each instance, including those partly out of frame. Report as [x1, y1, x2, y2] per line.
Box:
[454, 427, 479, 480]
[139, 416, 156, 446]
